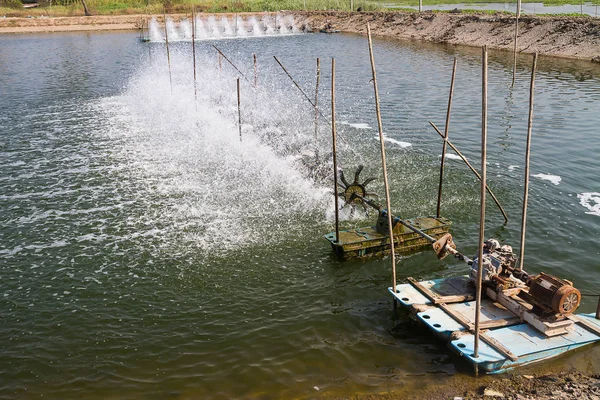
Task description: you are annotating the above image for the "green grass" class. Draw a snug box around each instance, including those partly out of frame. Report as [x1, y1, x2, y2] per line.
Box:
[376, 0, 600, 6]
[1, 0, 598, 17]
[1, 0, 384, 16]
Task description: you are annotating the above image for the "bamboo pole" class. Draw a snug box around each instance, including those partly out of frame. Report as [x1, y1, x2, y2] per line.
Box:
[139, 14, 143, 40]
[144, 7, 151, 58]
[315, 58, 321, 145]
[273, 56, 331, 125]
[517, 53, 538, 271]
[332, 58, 340, 243]
[437, 58, 457, 218]
[419, 0, 423, 12]
[253, 54, 258, 88]
[474, 45, 489, 361]
[367, 23, 397, 295]
[147, 17, 151, 60]
[511, 0, 521, 88]
[213, 45, 250, 83]
[191, 8, 197, 103]
[163, 10, 173, 92]
[237, 78, 242, 142]
[429, 121, 509, 223]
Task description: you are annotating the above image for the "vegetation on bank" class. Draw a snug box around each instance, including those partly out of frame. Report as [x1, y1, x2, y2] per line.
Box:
[0, 0, 379, 17]
[1, 0, 598, 18]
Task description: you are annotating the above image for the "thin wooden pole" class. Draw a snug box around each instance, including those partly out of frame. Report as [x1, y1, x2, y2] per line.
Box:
[315, 58, 321, 145]
[139, 14, 143, 40]
[512, 0, 521, 88]
[191, 8, 197, 103]
[437, 58, 457, 218]
[163, 10, 172, 92]
[147, 17, 151, 60]
[253, 54, 258, 87]
[419, 0, 423, 12]
[474, 45, 488, 362]
[273, 56, 330, 125]
[237, 78, 242, 142]
[213, 45, 250, 83]
[517, 52, 538, 271]
[367, 23, 397, 295]
[429, 121, 509, 223]
[332, 58, 340, 243]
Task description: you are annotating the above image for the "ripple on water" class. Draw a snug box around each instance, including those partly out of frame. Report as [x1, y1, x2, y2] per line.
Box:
[2, 32, 600, 399]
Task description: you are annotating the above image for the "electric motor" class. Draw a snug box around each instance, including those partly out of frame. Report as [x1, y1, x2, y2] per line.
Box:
[528, 272, 581, 315]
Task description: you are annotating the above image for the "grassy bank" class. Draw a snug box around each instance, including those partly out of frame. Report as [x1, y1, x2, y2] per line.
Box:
[0, 0, 380, 17]
[1, 0, 598, 18]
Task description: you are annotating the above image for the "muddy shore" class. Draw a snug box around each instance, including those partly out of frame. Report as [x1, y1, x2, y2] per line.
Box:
[1, 11, 600, 62]
[294, 11, 600, 62]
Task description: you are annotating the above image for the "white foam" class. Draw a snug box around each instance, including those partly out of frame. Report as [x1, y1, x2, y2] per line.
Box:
[339, 121, 373, 130]
[508, 165, 519, 171]
[440, 153, 461, 161]
[375, 136, 411, 148]
[147, 15, 303, 42]
[532, 173, 561, 185]
[577, 192, 600, 216]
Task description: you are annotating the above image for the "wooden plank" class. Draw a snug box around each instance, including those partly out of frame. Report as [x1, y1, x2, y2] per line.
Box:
[437, 302, 520, 331]
[480, 332, 519, 361]
[407, 277, 473, 304]
[479, 316, 521, 329]
[567, 315, 600, 337]
[487, 288, 573, 337]
[438, 302, 472, 328]
[436, 303, 519, 361]
[407, 277, 440, 301]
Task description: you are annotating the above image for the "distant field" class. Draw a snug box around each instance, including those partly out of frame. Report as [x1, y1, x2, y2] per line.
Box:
[1, 0, 598, 18]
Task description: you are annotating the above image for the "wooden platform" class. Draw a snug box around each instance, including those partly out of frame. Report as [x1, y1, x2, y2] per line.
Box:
[389, 276, 600, 374]
[324, 216, 451, 260]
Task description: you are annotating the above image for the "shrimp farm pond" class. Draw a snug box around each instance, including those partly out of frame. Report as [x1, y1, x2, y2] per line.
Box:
[1, 21, 600, 398]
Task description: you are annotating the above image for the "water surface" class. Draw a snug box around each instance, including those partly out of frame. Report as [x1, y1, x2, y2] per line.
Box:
[1, 31, 599, 399]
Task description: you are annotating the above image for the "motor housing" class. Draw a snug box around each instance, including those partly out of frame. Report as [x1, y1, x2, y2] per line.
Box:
[528, 272, 581, 315]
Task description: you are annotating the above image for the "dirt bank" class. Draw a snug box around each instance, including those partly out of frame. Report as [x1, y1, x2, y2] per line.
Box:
[295, 11, 600, 62]
[383, 369, 600, 400]
[0, 14, 144, 32]
[1, 11, 599, 62]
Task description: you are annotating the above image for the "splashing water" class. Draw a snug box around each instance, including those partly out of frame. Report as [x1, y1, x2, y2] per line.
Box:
[147, 13, 304, 42]
[97, 46, 335, 255]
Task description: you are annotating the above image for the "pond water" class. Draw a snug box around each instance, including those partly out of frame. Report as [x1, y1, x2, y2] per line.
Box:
[1, 30, 600, 398]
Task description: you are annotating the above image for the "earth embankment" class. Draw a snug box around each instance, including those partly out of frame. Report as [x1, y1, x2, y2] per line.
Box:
[1, 11, 599, 62]
[295, 11, 600, 62]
